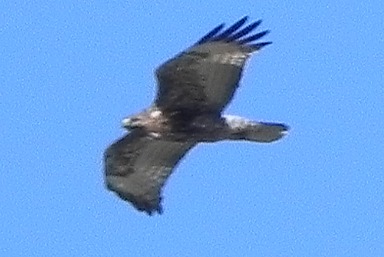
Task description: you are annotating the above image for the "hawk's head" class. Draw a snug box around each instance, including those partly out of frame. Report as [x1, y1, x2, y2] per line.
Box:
[122, 107, 165, 132]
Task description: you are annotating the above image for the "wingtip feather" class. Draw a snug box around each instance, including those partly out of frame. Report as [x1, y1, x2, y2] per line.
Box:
[194, 16, 270, 50]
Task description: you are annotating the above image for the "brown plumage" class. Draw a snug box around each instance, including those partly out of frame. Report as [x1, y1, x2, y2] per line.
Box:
[104, 16, 288, 215]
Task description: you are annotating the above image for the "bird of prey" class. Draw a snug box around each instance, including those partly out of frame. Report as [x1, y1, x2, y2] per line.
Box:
[104, 16, 289, 215]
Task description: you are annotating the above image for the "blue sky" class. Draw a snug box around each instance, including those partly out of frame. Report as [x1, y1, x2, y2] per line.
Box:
[1, 1, 384, 256]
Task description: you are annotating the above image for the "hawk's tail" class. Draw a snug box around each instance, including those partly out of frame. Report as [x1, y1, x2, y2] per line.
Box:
[224, 115, 289, 143]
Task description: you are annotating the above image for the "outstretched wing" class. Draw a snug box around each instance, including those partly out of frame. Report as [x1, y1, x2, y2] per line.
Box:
[155, 16, 271, 115]
[104, 130, 196, 215]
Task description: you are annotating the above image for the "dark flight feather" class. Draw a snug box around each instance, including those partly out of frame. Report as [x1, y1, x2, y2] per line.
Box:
[105, 130, 195, 215]
[155, 17, 272, 115]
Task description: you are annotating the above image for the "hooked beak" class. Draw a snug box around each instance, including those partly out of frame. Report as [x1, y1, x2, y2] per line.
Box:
[122, 117, 140, 130]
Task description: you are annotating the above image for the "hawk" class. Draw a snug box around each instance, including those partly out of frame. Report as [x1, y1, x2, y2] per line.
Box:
[104, 16, 289, 215]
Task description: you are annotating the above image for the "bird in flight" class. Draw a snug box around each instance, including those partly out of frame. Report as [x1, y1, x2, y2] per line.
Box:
[104, 16, 289, 215]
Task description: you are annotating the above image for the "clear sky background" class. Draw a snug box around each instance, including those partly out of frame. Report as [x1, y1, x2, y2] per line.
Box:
[1, 1, 383, 256]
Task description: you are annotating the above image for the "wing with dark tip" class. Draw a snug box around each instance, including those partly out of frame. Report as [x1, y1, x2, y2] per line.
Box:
[104, 130, 196, 215]
[155, 16, 271, 115]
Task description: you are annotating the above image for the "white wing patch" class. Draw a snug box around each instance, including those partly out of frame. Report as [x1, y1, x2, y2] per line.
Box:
[150, 110, 162, 118]
[211, 52, 249, 66]
[223, 115, 252, 129]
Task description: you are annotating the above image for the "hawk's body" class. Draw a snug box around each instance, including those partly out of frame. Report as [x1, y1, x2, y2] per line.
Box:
[104, 17, 289, 215]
